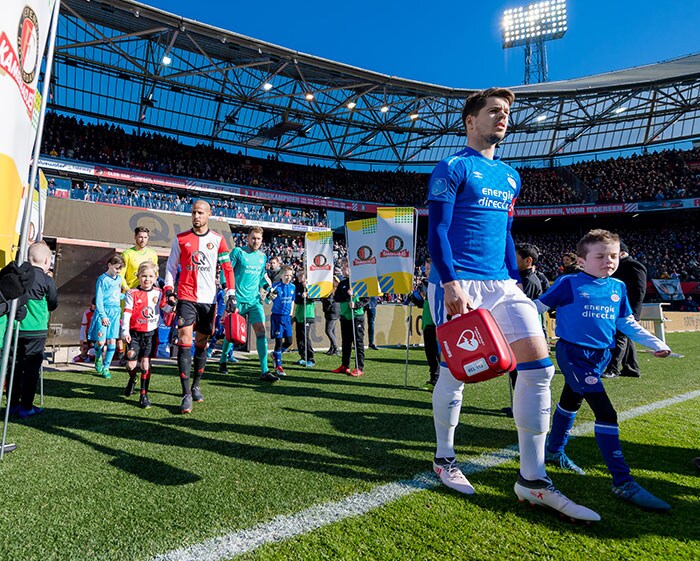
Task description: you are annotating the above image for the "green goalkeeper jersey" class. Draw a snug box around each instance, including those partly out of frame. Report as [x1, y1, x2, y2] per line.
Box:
[229, 246, 268, 305]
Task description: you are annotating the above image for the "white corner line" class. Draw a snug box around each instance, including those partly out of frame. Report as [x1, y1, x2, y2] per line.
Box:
[150, 389, 700, 561]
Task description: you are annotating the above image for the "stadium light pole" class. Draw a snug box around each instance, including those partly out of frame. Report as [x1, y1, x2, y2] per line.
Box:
[502, 0, 568, 84]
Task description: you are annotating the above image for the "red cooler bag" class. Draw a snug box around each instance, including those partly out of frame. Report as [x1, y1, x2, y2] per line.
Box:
[436, 309, 516, 383]
[224, 312, 247, 345]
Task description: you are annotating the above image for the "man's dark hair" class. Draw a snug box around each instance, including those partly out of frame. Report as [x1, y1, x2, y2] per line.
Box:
[134, 226, 149, 235]
[461, 88, 515, 129]
[515, 243, 539, 265]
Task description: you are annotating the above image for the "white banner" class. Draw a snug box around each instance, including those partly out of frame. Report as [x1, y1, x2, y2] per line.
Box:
[651, 278, 685, 301]
[345, 218, 380, 297]
[376, 207, 415, 294]
[305, 231, 334, 298]
[0, 0, 55, 262]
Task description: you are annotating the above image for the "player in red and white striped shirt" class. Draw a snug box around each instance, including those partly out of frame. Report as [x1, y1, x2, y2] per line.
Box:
[164, 200, 236, 413]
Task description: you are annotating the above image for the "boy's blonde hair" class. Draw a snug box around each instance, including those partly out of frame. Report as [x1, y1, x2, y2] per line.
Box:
[28, 241, 51, 267]
[137, 261, 159, 277]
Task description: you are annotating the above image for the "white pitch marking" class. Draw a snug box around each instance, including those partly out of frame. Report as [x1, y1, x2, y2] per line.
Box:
[150, 389, 700, 561]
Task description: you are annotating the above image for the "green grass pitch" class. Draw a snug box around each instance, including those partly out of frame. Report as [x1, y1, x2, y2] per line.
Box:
[0, 332, 698, 561]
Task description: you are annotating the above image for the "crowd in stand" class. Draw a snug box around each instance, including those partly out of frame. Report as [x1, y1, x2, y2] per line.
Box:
[570, 149, 700, 203]
[513, 225, 700, 282]
[241, 224, 700, 290]
[42, 114, 700, 207]
[53, 178, 325, 227]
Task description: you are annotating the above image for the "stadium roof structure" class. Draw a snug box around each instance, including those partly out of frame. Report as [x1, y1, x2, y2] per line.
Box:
[51, 0, 700, 167]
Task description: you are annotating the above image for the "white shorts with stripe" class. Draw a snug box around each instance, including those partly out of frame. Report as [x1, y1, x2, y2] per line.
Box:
[427, 279, 542, 344]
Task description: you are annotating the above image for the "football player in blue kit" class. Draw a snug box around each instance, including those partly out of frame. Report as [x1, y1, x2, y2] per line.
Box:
[427, 87, 600, 522]
[270, 265, 296, 377]
[536, 229, 672, 512]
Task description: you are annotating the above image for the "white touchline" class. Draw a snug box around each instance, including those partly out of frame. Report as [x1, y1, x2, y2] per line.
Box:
[150, 389, 700, 561]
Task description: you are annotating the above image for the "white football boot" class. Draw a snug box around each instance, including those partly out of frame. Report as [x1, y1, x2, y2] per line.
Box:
[433, 457, 475, 495]
[514, 475, 600, 522]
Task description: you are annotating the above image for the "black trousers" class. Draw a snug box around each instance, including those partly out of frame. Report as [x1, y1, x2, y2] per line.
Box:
[340, 316, 364, 370]
[324, 317, 338, 352]
[11, 336, 46, 409]
[423, 324, 439, 380]
[295, 320, 314, 361]
[366, 307, 376, 345]
[606, 331, 641, 377]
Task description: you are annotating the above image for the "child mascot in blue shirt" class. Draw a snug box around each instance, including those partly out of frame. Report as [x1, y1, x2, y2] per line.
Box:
[536, 229, 672, 513]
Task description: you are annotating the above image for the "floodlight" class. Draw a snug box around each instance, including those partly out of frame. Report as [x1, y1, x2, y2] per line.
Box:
[380, 105, 389, 113]
[615, 106, 627, 114]
[409, 111, 419, 120]
[162, 55, 172, 66]
[501, 0, 567, 83]
[502, 0, 567, 49]
[305, 92, 314, 101]
[535, 114, 548, 122]
[346, 100, 357, 109]
[262, 82, 273, 91]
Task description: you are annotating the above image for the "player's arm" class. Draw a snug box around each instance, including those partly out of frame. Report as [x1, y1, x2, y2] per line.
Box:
[616, 315, 670, 356]
[534, 276, 573, 314]
[122, 290, 133, 343]
[427, 159, 471, 316]
[505, 218, 520, 283]
[164, 237, 180, 301]
[218, 239, 237, 311]
[95, 277, 106, 316]
[505, 173, 521, 283]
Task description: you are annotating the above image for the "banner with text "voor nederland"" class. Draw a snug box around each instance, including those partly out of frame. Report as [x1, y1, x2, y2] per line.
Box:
[376, 207, 415, 294]
[0, 0, 55, 264]
[346, 218, 380, 297]
[305, 231, 334, 298]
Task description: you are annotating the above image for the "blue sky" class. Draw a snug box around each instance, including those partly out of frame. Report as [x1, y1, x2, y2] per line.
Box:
[144, 0, 698, 88]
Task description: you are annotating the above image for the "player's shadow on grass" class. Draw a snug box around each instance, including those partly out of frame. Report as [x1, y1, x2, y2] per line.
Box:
[27, 407, 440, 484]
[204, 373, 435, 411]
[28, 418, 201, 486]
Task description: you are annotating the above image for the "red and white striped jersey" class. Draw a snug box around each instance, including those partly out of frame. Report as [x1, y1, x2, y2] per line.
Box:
[164, 229, 235, 304]
[122, 287, 164, 334]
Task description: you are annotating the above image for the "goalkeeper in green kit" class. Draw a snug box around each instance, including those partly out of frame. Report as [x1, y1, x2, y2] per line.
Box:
[221, 227, 278, 382]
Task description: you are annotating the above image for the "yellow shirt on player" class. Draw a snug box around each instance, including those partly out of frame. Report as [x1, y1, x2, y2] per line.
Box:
[121, 246, 159, 290]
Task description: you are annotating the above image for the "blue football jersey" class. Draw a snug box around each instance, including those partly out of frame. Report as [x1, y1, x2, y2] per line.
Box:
[427, 147, 521, 282]
[271, 282, 295, 316]
[95, 272, 123, 313]
[539, 272, 633, 349]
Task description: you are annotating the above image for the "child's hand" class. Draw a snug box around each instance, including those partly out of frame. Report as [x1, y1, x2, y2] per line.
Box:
[653, 349, 671, 358]
[102, 317, 110, 327]
[123, 333, 131, 344]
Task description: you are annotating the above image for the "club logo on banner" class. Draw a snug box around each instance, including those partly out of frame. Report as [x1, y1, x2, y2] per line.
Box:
[0, 0, 55, 265]
[376, 207, 415, 294]
[305, 231, 334, 298]
[652, 278, 685, 301]
[346, 219, 380, 297]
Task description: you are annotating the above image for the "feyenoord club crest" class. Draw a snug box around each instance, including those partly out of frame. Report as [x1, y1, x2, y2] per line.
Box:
[206, 242, 215, 250]
[310, 253, 331, 271]
[380, 235, 409, 258]
[353, 245, 376, 266]
[17, 7, 39, 84]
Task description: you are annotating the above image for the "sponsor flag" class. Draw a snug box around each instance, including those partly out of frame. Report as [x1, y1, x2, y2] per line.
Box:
[345, 219, 380, 297]
[305, 231, 334, 298]
[376, 207, 415, 294]
[0, 0, 55, 264]
[652, 278, 685, 301]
